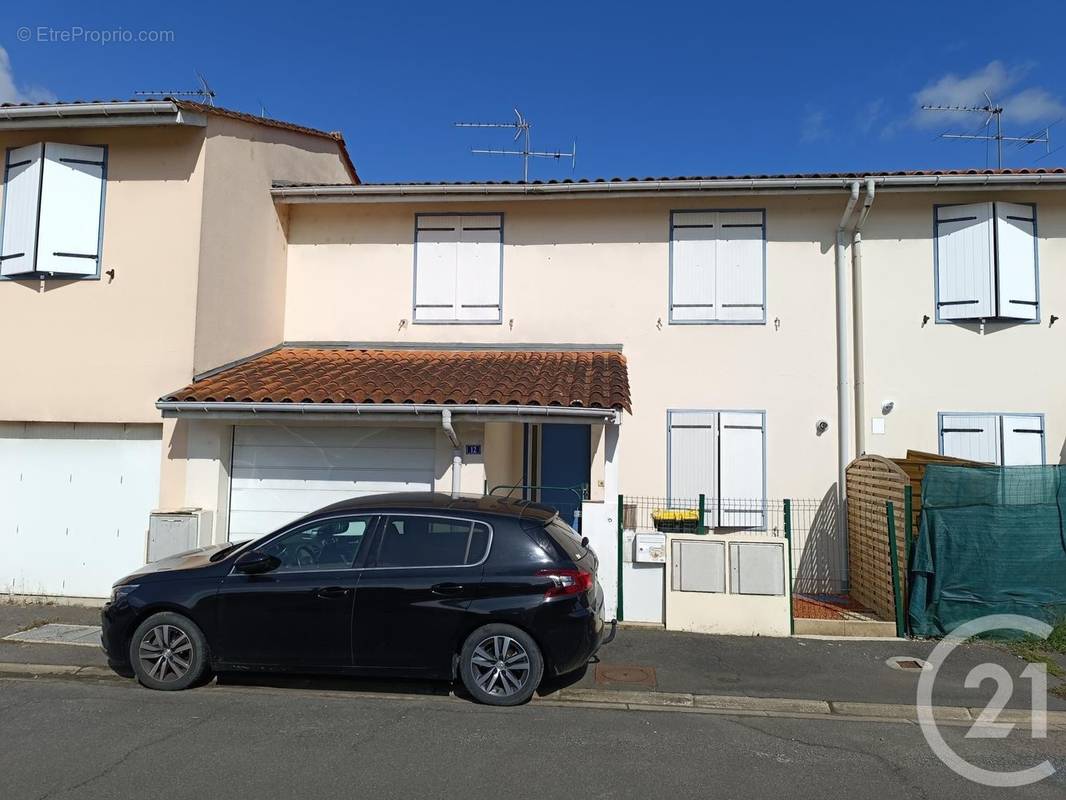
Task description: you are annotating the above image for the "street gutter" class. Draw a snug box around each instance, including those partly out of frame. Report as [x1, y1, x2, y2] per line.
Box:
[2, 661, 1064, 729]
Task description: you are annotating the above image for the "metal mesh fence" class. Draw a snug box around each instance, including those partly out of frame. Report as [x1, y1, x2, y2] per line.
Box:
[620, 494, 846, 593]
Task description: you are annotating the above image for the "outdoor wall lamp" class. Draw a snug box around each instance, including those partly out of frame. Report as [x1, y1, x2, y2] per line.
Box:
[815, 420, 829, 436]
[881, 400, 895, 415]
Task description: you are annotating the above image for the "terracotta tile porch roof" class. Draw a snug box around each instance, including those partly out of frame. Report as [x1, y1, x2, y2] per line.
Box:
[161, 347, 631, 413]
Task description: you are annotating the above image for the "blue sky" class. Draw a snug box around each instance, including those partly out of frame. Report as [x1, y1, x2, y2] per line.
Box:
[3, 1, 1065, 182]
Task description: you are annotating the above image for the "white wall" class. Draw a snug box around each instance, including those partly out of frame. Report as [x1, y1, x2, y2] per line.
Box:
[283, 197, 842, 503]
[664, 532, 790, 636]
[858, 191, 1066, 465]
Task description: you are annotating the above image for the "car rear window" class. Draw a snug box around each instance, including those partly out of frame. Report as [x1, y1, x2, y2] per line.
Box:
[543, 519, 588, 561]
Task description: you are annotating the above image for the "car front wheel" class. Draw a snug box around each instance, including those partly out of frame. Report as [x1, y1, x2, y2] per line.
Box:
[459, 624, 543, 706]
[129, 612, 210, 691]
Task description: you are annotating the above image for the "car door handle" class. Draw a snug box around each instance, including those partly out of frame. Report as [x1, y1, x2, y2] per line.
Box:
[431, 583, 465, 596]
[316, 586, 352, 599]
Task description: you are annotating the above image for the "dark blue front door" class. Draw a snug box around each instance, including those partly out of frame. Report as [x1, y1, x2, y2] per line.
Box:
[537, 424, 590, 530]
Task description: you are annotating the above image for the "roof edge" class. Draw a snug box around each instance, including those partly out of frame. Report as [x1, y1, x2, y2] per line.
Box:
[0, 99, 359, 184]
[271, 171, 1066, 202]
[156, 400, 622, 421]
[280, 341, 625, 353]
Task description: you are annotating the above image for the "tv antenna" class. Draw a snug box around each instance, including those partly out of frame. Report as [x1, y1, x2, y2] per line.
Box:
[455, 108, 576, 182]
[921, 92, 1051, 168]
[134, 72, 216, 105]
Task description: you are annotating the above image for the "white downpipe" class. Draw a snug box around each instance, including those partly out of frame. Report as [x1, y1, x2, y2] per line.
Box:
[852, 178, 876, 457]
[441, 409, 462, 498]
[835, 181, 861, 545]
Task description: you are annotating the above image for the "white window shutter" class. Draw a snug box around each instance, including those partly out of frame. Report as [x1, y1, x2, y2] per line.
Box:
[36, 143, 106, 276]
[717, 412, 765, 528]
[0, 143, 44, 277]
[456, 215, 501, 321]
[939, 414, 999, 464]
[935, 203, 995, 319]
[671, 212, 716, 321]
[668, 411, 716, 505]
[715, 211, 764, 322]
[414, 216, 459, 321]
[993, 202, 1038, 321]
[1001, 415, 1044, 466]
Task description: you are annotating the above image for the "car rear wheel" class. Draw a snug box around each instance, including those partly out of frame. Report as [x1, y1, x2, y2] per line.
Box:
[459, 624, 543, 706]
[129, 612, 210, 691]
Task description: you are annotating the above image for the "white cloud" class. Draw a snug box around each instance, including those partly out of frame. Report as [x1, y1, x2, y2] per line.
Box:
[1003, 87, 1066, 124]
[801, 106, 830, 143]
[912, 60, 1062, 128]
[0, 46, 54, 104]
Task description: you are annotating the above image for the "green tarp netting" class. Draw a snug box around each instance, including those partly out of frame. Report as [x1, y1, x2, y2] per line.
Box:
[908, 464, 1066, 637]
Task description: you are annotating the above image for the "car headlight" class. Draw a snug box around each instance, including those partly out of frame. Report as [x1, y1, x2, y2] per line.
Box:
[110, 584, 139, 604]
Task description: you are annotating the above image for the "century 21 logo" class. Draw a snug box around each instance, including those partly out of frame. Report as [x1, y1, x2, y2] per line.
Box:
[916, 614, 1055, 788]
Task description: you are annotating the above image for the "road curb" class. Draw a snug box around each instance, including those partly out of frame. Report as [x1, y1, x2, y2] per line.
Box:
[2, 660, 1064, 728]
[0, 662, 121, 680]
[548, 685, 1066, 727]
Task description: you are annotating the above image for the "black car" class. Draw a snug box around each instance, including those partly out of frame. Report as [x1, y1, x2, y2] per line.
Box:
[102, 493, 615, 706]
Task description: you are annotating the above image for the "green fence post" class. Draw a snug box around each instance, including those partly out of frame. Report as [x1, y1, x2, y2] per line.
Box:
[784, 499, 795, 635]
[697, 493, 706, 535]
[886, 500, 905, 638]
[616, 494, 625, 622]
[903, 482, 912, 640]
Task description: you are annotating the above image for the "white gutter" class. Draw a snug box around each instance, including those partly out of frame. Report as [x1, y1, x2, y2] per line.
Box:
[156, 400, 619, 422]
[441, 409, 462, 499]
[852, 178, 877, 457]
[835, 181, 861, 554]
[271, 172, 1066, 202]
[0, 101, 207, 130]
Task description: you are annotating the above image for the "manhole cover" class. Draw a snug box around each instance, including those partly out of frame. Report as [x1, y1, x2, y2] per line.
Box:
[885, 656, 930, 671]
[3, 623, 102, 648]
[594, 664, 657, 687]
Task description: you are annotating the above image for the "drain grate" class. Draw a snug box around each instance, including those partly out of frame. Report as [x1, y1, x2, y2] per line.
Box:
[885, 655, 930, 671]
[3, 623, 102, 648]
[594, 663, 657, 687]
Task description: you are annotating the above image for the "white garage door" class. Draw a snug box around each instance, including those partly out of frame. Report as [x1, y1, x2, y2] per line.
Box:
[0, 423, 162, 598]
[229, 426, 436, 540]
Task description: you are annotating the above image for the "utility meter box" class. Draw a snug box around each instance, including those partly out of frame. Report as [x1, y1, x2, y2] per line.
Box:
[147, 509, 213, 563]
[634, 532, 667, 563]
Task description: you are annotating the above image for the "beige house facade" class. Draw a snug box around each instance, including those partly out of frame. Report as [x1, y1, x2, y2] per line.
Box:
[2, 100, 1063, 607]
[0, 100, 355, 597]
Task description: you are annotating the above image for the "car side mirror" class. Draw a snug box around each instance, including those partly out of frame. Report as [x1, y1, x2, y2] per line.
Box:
[234, 551, 281, 575]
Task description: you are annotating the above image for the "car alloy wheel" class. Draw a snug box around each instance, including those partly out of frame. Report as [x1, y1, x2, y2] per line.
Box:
[138, 624, 193, 682]
[469, 634, 531, 697]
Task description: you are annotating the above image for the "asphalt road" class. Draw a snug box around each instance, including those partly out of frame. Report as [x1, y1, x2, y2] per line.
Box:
[2, 676, 1064, 800]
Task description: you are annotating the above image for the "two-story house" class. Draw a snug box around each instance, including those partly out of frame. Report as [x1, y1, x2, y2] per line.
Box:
[3, 102, 1063, 610]
[0, 99, 355, 598]
[155, 171, 1064, 620]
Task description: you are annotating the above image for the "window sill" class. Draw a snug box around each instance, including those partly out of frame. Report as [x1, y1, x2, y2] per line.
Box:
[668, 318, 766, 326]
[412, 319, 503, 326]
[0, 272, 100, 282]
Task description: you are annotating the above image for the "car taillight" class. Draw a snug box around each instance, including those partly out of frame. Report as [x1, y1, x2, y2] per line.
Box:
[537, 568, 593, 598]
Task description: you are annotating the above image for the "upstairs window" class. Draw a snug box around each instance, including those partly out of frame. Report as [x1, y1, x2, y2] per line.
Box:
[414, 213, 502, 323]
[670, 210, 766, 324]
[939, 412, 1045, 466]
[1, 142, 107, 279]
[934, 202, 1038, 322]
[667, 409, 766, 528]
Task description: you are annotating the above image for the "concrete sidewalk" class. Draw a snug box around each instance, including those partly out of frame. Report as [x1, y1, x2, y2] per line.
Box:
[1, 601, 1062, 713]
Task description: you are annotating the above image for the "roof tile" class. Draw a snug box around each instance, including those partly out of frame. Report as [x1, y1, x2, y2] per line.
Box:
[162, 348, 632, 412]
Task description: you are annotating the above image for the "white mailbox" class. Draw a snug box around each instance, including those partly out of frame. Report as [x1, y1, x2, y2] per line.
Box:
[634, 532, 667, 564]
